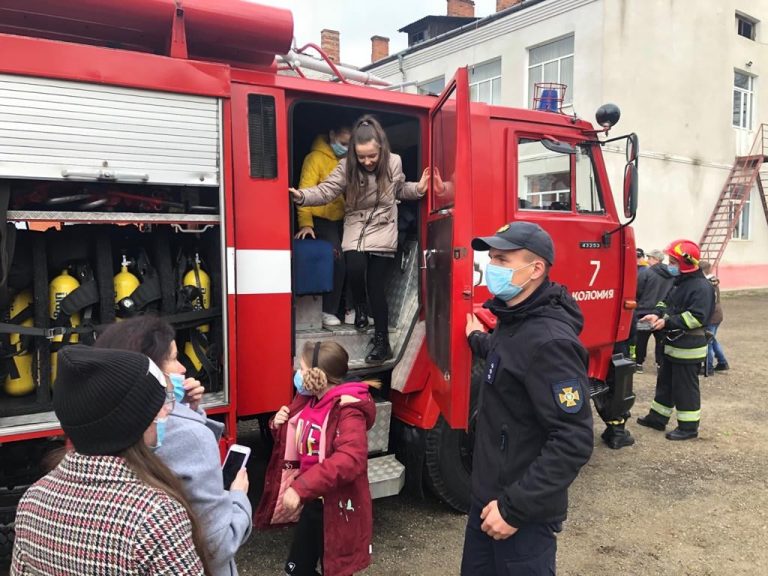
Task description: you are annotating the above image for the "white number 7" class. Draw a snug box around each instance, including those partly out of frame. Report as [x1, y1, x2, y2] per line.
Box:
[589, 260, 601, 287]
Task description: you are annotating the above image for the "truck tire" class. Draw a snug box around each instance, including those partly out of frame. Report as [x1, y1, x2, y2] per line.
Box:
[0, 518, 14, 567]
[424, 357, 484, 513]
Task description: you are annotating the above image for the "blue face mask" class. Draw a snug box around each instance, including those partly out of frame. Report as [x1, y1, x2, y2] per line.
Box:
[330, 141, 348, 158]
[668, 265, 680, 277]
[485, 262, 534, 302]
[293, 370, 311, 396]
[152, 417, 168, 451]
[169, 373, 186, 403]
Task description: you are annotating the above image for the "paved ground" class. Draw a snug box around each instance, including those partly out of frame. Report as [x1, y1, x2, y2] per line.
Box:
[238, 290, 768, 575]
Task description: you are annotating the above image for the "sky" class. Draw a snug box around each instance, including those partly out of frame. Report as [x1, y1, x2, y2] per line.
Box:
[254, 0, 499, 68]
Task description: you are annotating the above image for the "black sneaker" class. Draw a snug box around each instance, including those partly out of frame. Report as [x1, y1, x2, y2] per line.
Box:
[714, 363, 730, 371]
[635, 363, 644, 374]
[354, 305, 369, 332]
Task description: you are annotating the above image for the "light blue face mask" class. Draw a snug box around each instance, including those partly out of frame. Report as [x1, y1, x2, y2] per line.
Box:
[485, 262, 534, 302]
[668, 265, 680, 277]
[294, 370, 311, 396]
[330, 141, 348, 158]
[169, 373, 186, 403]
[152, 417, 168, 451]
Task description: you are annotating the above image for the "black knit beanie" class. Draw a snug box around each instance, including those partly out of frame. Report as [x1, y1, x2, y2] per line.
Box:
[53, 345, 167, 455]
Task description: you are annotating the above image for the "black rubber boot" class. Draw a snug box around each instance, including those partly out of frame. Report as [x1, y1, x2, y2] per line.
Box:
[366, 332, 392, 365]
[601, 424, 635, 449]
[665, 428, 698, 441]
[354, 304, 369, 332]
[637, 414, 667, 431]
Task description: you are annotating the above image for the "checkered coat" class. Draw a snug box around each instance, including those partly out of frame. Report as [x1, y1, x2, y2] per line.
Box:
[11, 451, 204, 575]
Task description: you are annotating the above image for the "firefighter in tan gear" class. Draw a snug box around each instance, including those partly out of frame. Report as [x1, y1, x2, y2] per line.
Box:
[636, 239, 715, 440]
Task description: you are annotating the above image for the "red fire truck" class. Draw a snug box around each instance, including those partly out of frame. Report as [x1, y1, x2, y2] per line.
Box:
[0, 0, 639, 558]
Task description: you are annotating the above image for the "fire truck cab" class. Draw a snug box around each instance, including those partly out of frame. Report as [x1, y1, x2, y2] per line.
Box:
[0, 0, 639, 560]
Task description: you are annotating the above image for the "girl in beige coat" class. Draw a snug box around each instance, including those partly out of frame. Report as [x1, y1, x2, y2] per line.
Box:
[290, 115, 431, 363]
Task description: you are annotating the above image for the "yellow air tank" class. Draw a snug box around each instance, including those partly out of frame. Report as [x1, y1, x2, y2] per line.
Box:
[49, 269, 80, 383]
[4, 290, 35, 396]
[183, 253, 210, 371]
[114, 255, 140, 318]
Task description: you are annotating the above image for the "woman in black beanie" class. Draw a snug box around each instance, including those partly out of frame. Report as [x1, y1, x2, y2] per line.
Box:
[10, 345, 210, 575]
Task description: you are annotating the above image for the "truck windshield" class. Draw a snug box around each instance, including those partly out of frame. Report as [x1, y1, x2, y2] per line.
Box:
[517, 138, 605, 214]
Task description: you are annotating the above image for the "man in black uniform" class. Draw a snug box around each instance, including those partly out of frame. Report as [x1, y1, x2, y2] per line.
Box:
[637, 239, 714, 440]
[462, 221, 594, 575]
[634, 248, 675, 372]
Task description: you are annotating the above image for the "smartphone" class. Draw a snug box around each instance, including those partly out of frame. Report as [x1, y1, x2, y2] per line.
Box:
[222, 444, 251, 490]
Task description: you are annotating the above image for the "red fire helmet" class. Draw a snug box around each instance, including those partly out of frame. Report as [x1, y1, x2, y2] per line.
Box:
[664, 239, 701, 273]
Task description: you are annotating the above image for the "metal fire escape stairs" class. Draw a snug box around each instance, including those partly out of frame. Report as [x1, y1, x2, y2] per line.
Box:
[699, 123, 768, 267]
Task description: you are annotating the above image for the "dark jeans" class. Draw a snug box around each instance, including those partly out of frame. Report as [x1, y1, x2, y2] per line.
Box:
[313, 218, 345, 316]
[285, 499, 323, 576]
[635, 328, 664, 366]
[461, 503, 558, 576]
[344, 251, 394, 334]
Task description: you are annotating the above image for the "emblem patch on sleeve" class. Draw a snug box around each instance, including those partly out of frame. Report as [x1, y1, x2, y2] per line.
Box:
[551, 379, 584, 414]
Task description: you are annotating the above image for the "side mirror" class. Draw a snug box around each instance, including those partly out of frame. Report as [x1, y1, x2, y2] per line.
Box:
[623, 162, 638, 219]
[541, 137, 576, 155]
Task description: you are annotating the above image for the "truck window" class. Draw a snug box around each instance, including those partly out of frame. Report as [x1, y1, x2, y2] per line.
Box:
[248, 94, 278, 179]
[517, 139, 605, 214]
[431, 91, 457, 212]
[517, 138, 570, 211]
[574, 145, 605, 215]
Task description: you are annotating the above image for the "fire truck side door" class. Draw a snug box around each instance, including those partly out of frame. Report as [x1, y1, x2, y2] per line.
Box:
[424, 69, 474, 429]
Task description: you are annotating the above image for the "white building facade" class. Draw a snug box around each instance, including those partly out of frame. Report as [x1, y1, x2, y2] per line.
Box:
[364, 0, 768, 289]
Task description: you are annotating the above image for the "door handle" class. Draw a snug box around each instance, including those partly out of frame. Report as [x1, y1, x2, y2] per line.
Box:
[421, 248, 436, 270]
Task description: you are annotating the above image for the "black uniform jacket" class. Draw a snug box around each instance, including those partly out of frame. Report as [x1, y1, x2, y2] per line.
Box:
[637, 263, 674, 314]
[654, 269, 715, 362]
[467, 281, 594, 528]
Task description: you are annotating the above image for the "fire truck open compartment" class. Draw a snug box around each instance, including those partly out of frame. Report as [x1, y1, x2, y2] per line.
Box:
[288, 101, 423, 375]
[0, 73, 227, 434]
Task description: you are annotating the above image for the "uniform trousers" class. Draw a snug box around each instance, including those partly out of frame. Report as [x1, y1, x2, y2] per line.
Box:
[650, 359, 701, 431]
[461, 503, 558, 576]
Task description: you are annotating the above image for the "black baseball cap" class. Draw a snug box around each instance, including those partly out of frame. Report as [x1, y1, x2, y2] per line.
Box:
[471, 221, 555, 265]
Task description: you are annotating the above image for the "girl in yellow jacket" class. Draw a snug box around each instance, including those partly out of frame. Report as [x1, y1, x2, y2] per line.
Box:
[295, 125, 351, 328]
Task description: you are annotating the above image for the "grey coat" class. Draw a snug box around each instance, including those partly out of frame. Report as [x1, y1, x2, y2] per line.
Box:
[298, 153, 423, 253]
[156, 403, 252, 576]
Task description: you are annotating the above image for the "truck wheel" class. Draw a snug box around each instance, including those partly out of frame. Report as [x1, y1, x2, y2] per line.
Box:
[0, 519, 14, 567]
[424, 358, 484, 513]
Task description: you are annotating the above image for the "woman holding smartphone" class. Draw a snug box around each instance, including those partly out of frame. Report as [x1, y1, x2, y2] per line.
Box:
[96, 316, 252, 576]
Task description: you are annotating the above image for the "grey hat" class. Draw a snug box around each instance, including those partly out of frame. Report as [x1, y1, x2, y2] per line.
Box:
[647, 249, 665, 261]
[471, 221, 555, 264]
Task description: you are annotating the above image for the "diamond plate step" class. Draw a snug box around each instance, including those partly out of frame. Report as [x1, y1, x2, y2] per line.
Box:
[367, 401, 392, 454]
[368, 454, 405, 500]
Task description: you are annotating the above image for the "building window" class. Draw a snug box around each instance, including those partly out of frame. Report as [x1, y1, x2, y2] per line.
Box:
[731, 188, 752, 240]
[736, 13, 757, 40]
[469, 59, 501, 105]
[733, 71, 754, 129]
[528, 36, 574, 108]
[418, 76, 446, 96]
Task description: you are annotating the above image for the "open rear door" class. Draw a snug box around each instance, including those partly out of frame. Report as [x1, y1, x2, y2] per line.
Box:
[424, 69, 474, 429]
